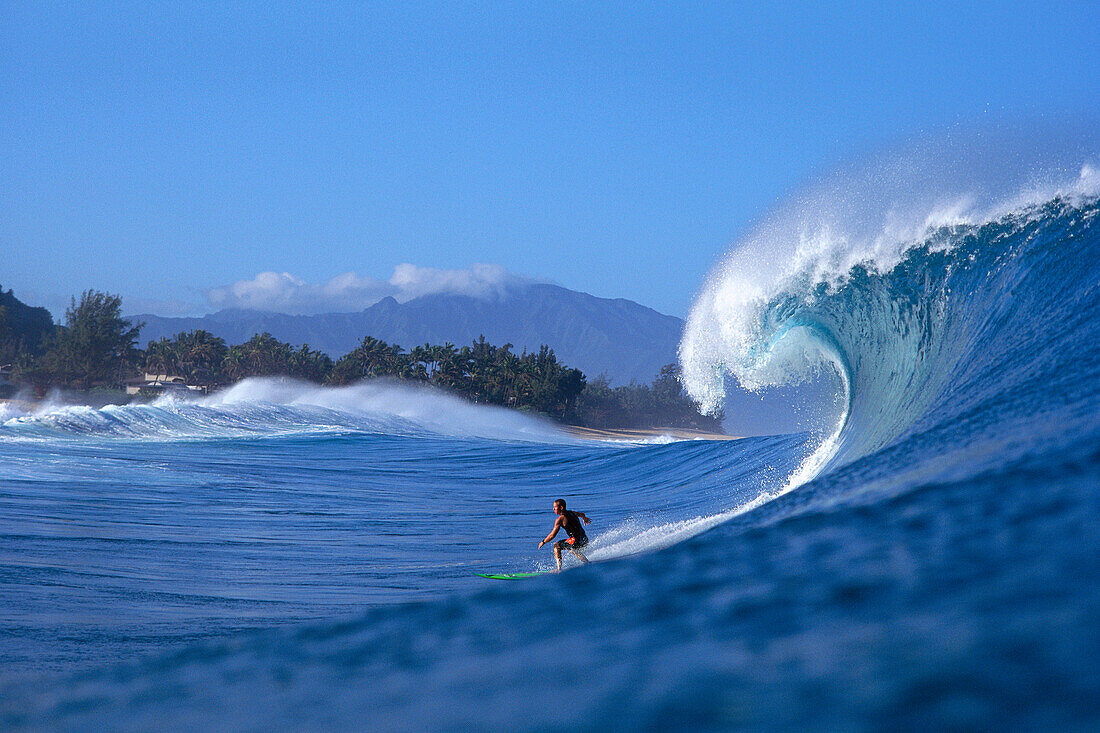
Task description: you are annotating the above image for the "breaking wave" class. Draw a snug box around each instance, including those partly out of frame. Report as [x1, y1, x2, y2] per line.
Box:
[682, 155, 1100, 491]
[0, 379, 570, 443]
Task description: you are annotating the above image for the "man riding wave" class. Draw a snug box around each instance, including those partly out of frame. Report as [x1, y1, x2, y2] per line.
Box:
[538, 498, 591, 571]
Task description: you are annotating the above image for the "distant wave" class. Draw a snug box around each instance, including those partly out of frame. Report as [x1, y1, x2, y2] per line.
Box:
[0, 379, 572, 443]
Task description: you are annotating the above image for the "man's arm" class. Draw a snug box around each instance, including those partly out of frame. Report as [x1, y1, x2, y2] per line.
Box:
[577, 512, 592, 525]
[538, 517, 565, 548]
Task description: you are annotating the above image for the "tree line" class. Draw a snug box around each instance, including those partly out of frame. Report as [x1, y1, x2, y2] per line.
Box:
[1, 288, 723, 431]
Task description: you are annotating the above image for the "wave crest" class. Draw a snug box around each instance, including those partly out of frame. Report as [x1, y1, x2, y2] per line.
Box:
[682, 155, 1100, 480]
[0, 379, 568, 442]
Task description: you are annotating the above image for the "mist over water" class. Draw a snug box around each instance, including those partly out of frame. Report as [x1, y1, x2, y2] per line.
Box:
[3, 129, 1100, 728]
[0, 378, 570, 443]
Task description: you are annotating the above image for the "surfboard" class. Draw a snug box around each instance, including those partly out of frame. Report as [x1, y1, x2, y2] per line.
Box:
[474, 571, 553, 580]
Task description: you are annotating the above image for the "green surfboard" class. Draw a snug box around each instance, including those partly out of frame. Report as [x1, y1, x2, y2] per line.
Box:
[474, 571, 553, 580]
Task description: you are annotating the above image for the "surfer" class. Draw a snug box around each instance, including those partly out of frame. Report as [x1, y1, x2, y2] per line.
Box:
[538, 499, 591, 571]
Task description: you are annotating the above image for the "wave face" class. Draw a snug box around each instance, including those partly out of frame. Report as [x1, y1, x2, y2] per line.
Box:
[682, 166, 1100, 480]
[3, 165, 1100, 729]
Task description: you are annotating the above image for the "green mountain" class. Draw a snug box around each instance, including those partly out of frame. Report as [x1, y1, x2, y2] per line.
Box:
[132, 284, 684, 386]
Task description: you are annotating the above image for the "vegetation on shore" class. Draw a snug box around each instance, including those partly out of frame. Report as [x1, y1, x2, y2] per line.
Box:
[1, 288, 723, 431]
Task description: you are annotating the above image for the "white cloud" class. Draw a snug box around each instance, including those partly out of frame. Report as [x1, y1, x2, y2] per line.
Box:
[205, 264, 536, 315]
[388, 263, 521, 302]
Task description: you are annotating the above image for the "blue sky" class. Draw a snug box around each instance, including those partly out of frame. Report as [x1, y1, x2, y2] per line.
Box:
[1, 2, 1097, 319]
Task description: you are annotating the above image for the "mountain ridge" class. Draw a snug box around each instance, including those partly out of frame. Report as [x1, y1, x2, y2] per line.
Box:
[130, 284, 684, 385]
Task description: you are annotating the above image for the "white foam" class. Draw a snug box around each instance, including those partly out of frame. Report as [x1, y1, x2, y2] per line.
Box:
[208, 378, 570, 441]
[0, 378, 574, 443]
[0, 402, 28, 423]
[587, 488, 783, 562]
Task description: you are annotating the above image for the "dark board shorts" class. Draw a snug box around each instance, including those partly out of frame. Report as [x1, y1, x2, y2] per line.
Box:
[556, 536, 588, 551]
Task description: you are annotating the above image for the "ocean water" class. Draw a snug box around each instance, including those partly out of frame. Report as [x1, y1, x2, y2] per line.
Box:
[2, 175, 1100, 729]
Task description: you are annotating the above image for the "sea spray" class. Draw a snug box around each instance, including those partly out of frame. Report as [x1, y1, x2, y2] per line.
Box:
[0, 378, 570, 443]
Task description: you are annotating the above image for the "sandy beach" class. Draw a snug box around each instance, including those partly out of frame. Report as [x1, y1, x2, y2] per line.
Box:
[562, 425, 737, 441]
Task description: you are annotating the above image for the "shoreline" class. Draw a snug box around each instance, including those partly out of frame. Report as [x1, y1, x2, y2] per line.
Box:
[562, 425, 737, 441]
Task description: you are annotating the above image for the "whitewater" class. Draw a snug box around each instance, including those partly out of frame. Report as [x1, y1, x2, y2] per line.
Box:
[2, 158, 1100, 729]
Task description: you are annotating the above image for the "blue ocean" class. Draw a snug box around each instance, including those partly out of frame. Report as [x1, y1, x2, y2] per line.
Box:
[2, 170, 1099, 729]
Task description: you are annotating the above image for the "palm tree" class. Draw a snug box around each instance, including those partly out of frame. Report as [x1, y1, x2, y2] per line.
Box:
[221, 348, 245, 382]
[185, 330, 227, 373]
[144, 338, 178, 380]
[432, 343, 462, 389]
